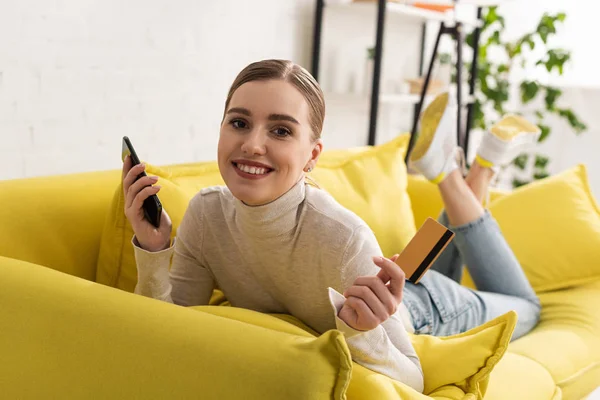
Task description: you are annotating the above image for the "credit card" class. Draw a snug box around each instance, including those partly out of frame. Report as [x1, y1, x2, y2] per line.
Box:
[394, 217, 455, 283]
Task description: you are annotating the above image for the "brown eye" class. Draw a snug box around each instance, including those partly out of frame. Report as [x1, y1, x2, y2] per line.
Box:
[272, 127, 291, 137]
[231, 119, 247, 129]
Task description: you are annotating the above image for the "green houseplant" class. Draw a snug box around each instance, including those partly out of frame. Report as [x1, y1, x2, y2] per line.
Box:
[465, 7, 587, 187]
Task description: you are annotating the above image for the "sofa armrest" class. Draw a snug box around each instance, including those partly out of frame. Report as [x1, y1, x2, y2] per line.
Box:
[0, 256, 352, 399]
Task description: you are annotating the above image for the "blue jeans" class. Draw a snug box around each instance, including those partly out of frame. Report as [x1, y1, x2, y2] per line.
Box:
[402, 210, 541, 341]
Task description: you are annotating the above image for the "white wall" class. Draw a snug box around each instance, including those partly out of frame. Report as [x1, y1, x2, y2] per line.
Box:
[0, 0, 317, 180]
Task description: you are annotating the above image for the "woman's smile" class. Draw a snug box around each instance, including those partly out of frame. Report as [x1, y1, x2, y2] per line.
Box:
[232, 160, 274, 180]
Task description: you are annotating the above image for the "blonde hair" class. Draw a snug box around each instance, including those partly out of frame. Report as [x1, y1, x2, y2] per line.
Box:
[222, 59, 325, 141]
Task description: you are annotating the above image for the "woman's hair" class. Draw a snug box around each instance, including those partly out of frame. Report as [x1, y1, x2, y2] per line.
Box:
[222, 59, 325, 141]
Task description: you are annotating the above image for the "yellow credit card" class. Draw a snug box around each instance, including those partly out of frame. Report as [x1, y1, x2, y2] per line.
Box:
[395, 217, 455, 283]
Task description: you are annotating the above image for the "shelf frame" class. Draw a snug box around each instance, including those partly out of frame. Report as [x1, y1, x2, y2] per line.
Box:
[311, 0, 486, 159]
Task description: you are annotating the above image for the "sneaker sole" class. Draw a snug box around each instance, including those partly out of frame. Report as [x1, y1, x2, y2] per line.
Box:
[477, 129, 541, 168]
[410, 92, 449, 162]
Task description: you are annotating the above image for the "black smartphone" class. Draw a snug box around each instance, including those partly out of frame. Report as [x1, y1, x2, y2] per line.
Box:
[121, 136, 163, 228]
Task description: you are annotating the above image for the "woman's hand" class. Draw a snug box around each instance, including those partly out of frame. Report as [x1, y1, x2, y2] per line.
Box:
[338, 254, 406, 331]
[122, 155, 173, 252]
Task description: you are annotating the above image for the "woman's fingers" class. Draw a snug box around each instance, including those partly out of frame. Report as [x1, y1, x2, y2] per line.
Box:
[129, 185, 161, 217]
[343, 284, 390, 322]
[125, 175, 160, 209]
[373, 256, 405, 303]
[344, 296, 378, 330]
[123, 162, 146, 198]
[344, 276, 397, 316]
[376, 253, 400, 282]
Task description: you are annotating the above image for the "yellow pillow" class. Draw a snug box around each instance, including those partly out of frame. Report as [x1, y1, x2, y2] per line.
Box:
[411, 311, 516, 397]
[489, 164, 600, 292]
[162, 161, 225, 197]
[1, 257, 352, 400]
[95, 164, 194, 292]
[0, 169, 120, 281]
[309, 134, 417, 257]
[198, 305, 516, 399]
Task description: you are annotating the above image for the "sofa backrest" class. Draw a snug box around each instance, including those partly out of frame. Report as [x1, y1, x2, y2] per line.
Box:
[0, 169, 121, 281]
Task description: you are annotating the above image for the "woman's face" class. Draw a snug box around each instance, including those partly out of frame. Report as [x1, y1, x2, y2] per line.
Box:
[218, 79, 322, 206]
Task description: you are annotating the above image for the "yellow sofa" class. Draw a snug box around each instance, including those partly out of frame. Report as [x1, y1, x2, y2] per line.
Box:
[1, 135, 600, 399]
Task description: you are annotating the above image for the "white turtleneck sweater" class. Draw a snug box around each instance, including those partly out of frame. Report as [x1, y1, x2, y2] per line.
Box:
[133, 178, 424, 392]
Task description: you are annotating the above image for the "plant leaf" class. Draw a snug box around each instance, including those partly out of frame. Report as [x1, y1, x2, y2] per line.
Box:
[520, 81, 540, 103]
[542, 49, 571, 74]
[466, 32, 475, 48]
[497, 64, 508, 74]
[513, 179, 530, 188]
[557, 108, 588, 133]
[490, 30, 501, 45]
[513, 154, 529, 170]
[544, 86, 562, 111]
[485, 6, 499, 26]
[535, 154, 549, 168]
[534, 171, 550, 180]
[538, 124, 551, 142]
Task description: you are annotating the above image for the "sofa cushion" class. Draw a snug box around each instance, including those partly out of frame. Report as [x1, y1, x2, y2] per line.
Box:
[95, 164, 194, 292]
[408, 165, 600, 294]
[308, 134, 418, 257]
[161, 160, 225, 197]
[412, 311, 517, 398]
[484, 353, 560, 400]
[488, 164, 600, 293]
[201, 305, 516, 400]
[508, 280, 600, 400]
[0, 257, 352, 400]
[0, 169, 120, 281]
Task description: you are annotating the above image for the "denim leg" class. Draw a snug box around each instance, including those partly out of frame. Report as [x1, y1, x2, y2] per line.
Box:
[476, 291, 541, 340]
[445, 210, 541, 338]
[404, 210, 541, 340]
[404, 271, 487, 337]
[428, 211, 464, 283]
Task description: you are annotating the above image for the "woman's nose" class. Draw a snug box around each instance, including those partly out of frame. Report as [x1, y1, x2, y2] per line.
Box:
[241, 129, 267, 155]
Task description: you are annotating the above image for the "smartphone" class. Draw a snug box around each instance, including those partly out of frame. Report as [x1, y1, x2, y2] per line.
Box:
[121, 136, 163, 228]
[394, 217, 455, 284]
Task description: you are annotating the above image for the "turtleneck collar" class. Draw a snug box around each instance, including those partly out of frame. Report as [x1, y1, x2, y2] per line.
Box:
[233, 177, 307, 238]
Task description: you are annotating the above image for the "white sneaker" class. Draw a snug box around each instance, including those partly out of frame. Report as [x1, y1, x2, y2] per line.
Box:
[475, 114, 541, 169]
[409, 92, 460, 184]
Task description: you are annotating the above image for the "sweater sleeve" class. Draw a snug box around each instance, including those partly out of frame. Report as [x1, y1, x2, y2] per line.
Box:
[133, 193, 215, 306]
[330, 225, 424, 393]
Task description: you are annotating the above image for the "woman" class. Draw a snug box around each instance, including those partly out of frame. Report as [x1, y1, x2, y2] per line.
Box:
[122, 59, 541, 392]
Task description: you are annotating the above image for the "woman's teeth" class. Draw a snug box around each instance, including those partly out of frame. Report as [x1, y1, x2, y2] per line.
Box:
[237, 163, 269, 175]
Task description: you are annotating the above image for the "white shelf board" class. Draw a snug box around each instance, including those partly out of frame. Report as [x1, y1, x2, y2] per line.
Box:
[325, 91, 475, 105]
[327, 2, 481, 27]
[380, 92, 475, 104]
[426, 0, 513, 5]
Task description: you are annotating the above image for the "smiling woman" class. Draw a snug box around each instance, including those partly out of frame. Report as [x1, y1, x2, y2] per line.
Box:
[126, 58, 543, 394]
[125, 59, 425, 391]
[217, 62, 324, 206]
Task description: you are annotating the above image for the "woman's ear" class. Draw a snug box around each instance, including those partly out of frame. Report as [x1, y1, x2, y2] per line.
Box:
[307, 139, 323, 171]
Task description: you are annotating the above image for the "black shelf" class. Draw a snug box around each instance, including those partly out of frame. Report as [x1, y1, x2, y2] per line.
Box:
[310, 0, 485, 162]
